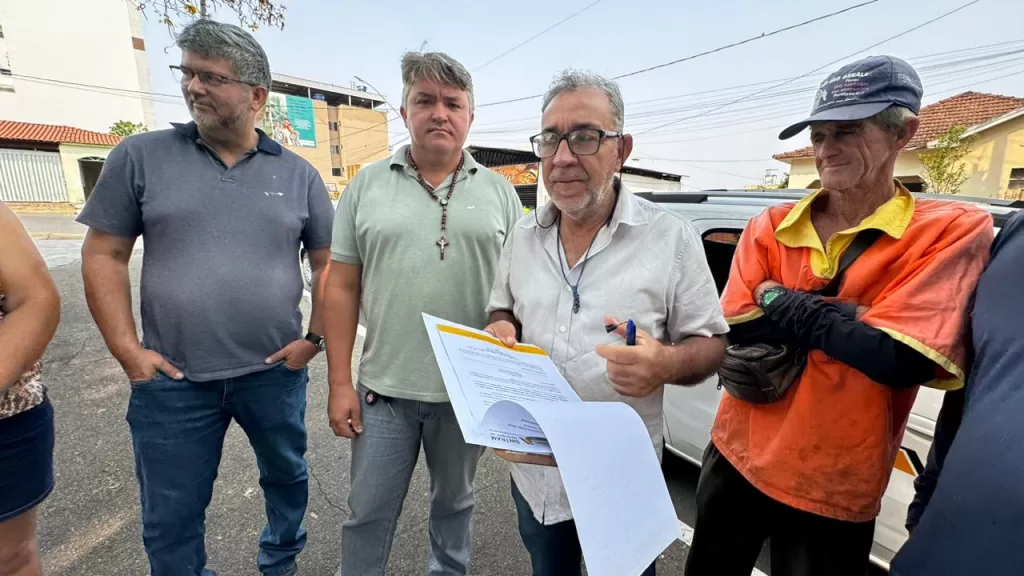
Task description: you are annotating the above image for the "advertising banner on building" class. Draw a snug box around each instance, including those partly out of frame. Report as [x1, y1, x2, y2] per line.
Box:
[490, 163, 538, 185]
[263, 93, 317, 148]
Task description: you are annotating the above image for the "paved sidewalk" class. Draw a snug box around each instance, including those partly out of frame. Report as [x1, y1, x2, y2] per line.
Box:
[17, 213, 87, 240]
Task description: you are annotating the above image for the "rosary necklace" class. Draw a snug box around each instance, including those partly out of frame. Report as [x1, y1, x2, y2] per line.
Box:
[406, 149, 464, 261]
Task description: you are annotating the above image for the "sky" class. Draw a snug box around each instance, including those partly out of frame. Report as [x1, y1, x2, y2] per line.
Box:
[142, 0, 1024, 190]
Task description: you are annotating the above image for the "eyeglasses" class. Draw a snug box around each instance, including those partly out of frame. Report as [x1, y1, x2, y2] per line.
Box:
[170, 65, 258, 88]
[529, 128, 622, 159]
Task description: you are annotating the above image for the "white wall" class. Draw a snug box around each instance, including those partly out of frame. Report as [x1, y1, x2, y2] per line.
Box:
[0, 22, 12, 93]
[621, 173, 682, 192]
[0, 0, 155, 132]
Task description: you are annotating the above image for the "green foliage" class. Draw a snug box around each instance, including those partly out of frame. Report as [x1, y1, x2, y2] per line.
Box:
[778, 173, 790, 189]
[919, 125, 977, 195]
[128, 0, 286, 32]
[109, 120, 148, 138]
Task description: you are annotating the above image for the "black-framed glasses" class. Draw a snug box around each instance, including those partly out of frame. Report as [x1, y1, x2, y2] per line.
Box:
[529, 128, 622, 159]
[170, 65, 258, 88]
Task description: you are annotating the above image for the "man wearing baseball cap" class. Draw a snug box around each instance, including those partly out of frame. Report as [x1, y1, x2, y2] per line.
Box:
[684, 55, 993, 576]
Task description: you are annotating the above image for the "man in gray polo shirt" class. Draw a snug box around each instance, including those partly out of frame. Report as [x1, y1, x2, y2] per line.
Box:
[484, 70, 728, 576]
[323, 51, 522, 575]
[77, 20, 333, 576]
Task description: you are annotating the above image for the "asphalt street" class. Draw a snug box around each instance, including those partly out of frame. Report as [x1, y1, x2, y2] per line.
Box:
[31, 235, 888, 576]
[29, 238, 711, 576]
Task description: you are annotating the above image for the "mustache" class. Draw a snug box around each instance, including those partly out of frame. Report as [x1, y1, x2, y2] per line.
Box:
[549, 170, 588, 182]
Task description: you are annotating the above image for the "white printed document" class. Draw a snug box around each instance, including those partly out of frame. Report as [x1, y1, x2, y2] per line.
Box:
[422, 314, 679, 576]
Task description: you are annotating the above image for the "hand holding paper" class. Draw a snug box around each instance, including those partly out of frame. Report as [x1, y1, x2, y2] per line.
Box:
[484, 320, 519, 348]
[422, 313, 679, 576]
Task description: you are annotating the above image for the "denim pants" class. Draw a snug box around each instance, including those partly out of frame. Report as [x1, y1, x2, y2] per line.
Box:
[339, 384, 485, 576]
[511, 480, 656, 576]
[126, 363, 309, 576]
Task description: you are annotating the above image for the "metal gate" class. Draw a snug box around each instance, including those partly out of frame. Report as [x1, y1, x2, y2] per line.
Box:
[0, 149, 69, 202]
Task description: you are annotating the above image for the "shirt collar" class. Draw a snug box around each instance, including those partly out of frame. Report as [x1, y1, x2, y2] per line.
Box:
[774, 180, 915, 249]
[524, 177, 647, 230]
[389, 143, 480, 174]
[171, 121, 283, 156]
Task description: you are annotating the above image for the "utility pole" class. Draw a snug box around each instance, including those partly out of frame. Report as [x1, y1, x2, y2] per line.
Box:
[199, 0, 208, 17]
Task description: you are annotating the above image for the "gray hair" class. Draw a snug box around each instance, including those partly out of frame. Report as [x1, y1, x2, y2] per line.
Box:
[870, 105, 918, 135]
[400, 52, 475, 111]
[541, 69, 625, 131]
[176, 19, 271, 91]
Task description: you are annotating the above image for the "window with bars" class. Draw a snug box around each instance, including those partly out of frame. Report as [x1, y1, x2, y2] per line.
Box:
[1009, 168, 1024, 191]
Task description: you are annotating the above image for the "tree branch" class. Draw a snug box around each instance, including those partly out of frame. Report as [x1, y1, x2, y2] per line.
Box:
[127, 0, 286, 32]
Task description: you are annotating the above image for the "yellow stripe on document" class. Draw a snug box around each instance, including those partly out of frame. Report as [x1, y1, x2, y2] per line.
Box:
[437, 325, 548, 356]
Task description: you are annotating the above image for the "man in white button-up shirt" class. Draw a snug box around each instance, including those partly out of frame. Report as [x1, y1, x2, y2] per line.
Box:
[484, 70, 729, 576]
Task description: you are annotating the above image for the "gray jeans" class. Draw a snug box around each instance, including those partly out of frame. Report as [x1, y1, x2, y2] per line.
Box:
[339, 384, 484, 576]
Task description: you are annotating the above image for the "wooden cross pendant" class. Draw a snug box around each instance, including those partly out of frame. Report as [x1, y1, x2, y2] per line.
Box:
[437, 236, 449, 261]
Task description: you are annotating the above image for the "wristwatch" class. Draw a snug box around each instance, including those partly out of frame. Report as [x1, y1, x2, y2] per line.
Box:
[759, 286, 787, 308]
[304, 331, 325, 352]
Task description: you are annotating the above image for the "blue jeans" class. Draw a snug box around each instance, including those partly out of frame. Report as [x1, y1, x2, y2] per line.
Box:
[126, 364, 309, 576]
[339, 384, 484, 576]
[511, 479, 656, 576]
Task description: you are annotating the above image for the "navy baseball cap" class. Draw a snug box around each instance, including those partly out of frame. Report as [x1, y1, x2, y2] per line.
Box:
[779, 55, 924, 140]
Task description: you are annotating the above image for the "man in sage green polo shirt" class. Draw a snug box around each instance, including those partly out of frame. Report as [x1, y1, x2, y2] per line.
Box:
[322, 51, 522, 576]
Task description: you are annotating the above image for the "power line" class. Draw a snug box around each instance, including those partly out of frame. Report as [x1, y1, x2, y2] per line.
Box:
[636, 0, 983, 136]
[10, 73, 184, 101]
[477, 0, 882, 108]
[622, 67, 1024, 174]
[473, 0, 608, 72]
[469, 39, 1024, 130]
[470, 51, 1024, 145]
[614, 0, 881, 80]
[473, 63, 1024, 157]
[663, 162, 764, 181]
[11, 72, 400, 152]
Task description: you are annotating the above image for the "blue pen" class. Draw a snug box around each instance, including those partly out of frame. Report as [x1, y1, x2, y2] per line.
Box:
[625, 319, 637, 346]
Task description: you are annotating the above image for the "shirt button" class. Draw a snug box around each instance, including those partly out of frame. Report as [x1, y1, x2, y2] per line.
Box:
[558, 325, 567, 333]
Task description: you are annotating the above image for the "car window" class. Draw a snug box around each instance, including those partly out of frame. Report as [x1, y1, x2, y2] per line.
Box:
[702, 230, 742, 296]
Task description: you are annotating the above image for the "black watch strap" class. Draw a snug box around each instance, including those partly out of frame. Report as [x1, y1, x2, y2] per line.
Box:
[304, 331, 325, 351]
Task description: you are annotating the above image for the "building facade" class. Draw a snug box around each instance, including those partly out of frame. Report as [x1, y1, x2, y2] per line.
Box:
[0, 120, 121, 210]
[0, 0, 155, 133]
[775, 92, 1024, 199]
[264, 74, 389, 198]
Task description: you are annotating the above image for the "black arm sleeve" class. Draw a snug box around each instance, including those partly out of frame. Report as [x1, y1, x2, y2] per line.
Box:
[725, 316, 791, 346]
[905, 387, 965, 532]
[761, 289, 937, 388]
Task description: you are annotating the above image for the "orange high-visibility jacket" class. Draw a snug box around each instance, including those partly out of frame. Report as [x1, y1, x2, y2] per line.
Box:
[713, 186, 993, 522]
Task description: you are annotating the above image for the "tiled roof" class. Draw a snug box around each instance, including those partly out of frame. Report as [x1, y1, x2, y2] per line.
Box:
[773, 91, 1024, 161]
[0, 120, 122, 147]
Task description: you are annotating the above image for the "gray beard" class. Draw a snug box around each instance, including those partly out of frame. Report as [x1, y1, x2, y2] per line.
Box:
[192, 107, 247, 134]
[558, 173, 617, 222]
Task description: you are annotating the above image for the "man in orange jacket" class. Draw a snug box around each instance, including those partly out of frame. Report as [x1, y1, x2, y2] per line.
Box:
[684, 55, 993, 576]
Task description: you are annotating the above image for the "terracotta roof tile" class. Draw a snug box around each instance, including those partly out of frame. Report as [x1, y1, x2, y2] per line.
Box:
[0, 120, 122, 147]
[773, 91, 1024, 161]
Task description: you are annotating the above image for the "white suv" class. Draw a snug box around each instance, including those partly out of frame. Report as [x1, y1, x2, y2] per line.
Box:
[643, 189, 1018, 571]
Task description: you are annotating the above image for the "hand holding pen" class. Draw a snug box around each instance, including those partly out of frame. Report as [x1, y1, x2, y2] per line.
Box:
[596, 316, 671, 398]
